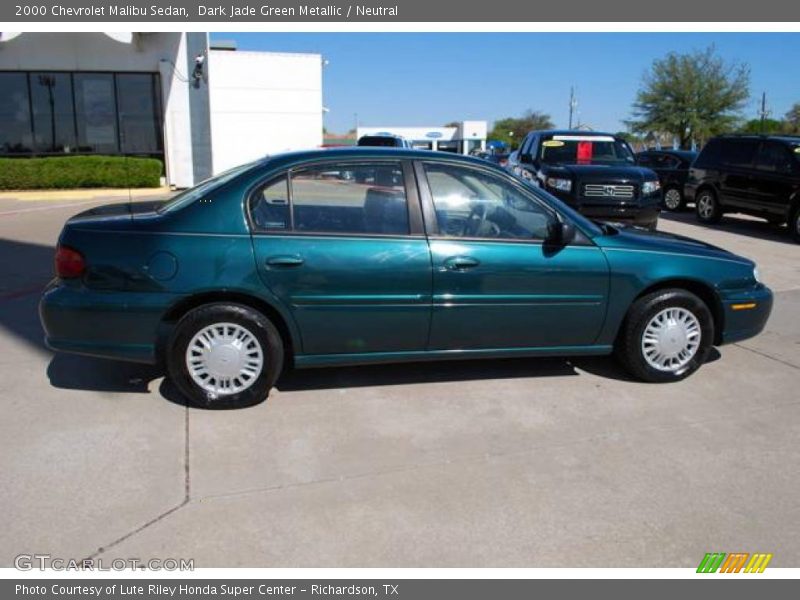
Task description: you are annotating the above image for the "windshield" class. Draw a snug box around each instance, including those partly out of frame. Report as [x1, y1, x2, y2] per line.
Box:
[540, 135, 635, 166]
[157, 161, 258, 214]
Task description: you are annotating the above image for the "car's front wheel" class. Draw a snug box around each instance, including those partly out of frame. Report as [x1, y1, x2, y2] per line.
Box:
[167, 303, 284, 408]
[663, 186, 685, 211]
[695, 188, 722, 224]
[616, 289, 714, 383]
[790, 206, 800, 243]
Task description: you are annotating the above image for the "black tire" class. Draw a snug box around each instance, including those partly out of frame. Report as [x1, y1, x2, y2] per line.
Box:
[615, 289, 714, 383]
[662, 186, 685, 211]
[166, 303, 284, 409]
[790, 206, 800, 243]
[695, 188, 722, 224]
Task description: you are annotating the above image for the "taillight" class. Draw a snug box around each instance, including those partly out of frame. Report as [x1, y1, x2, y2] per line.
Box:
[55, 245, 86, 279]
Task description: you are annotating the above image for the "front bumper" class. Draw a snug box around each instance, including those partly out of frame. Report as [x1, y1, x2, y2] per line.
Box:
[718, 284, 773, 345]
[39, 281, 179, 364]
[578, 204, 660, 228]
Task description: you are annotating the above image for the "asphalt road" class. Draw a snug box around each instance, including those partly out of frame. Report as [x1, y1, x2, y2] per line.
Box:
[1, 196, 798, 568]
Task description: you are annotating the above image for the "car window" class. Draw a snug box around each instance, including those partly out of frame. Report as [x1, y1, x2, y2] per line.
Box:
[290, 162, 409, 235]
[755, 142, 794, 173]
[637, 154, 654, 167]
[718, 139, 758, 169]
[250, 176, 290, 231]
[424, 163, 555, 240]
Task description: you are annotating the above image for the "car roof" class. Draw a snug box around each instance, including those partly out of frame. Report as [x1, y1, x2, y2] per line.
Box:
[531, 129, 620, 138]
[257, 146, 496, 168]
[716, 134, 800, 144]
[638, 149, 698, 158]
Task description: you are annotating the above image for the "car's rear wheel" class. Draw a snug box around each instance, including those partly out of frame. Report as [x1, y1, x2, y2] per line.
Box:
[167, 303, 284, 408]
[695, 188, 722, 224]
[616, 289, 714, 383]
[790, 206, 800, 243]
[663, 187, 685, 211]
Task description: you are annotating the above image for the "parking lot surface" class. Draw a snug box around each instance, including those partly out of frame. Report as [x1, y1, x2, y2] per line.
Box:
[1, 196, 798, 567]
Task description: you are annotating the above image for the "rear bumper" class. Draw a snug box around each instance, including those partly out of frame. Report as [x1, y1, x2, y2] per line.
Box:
[718, 284, 773, 345]
[39, 281, 179, 364]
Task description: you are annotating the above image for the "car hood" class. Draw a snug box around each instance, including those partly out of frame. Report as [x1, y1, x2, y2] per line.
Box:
[595, 224, 753, 266]
[65, 200, 164, 230]
[545, 163, 654, 181]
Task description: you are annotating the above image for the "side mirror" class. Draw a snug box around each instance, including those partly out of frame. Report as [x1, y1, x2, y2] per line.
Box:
[546, 221, 576, 245]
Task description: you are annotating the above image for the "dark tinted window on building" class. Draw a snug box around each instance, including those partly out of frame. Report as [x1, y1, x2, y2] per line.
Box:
[30, 72, 77, 153]
[116, 73, 163, 154]
[0, 73, 33, 154]
[74, 73, 119, 154]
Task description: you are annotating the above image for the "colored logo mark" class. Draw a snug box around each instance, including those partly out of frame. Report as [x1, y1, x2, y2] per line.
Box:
[696, 552, 773, 573]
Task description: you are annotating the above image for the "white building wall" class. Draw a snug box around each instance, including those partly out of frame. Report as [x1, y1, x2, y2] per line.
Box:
[207, 50, 323, 174]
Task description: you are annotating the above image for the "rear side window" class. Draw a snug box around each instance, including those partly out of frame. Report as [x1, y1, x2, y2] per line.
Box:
[718, 139, 758, 169]
[251, 162, 410, 236]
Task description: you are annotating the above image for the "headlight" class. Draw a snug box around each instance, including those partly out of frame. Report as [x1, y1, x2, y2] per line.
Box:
[642, 180, 661, 195]
[546, 177, 572, 192]
[753, 265, 761, 283]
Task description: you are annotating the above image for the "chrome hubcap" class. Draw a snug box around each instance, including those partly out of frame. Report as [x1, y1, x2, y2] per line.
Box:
[642, 307, 702, 372]
[664, 189, 682, 210]
[186, 323, 264, 396]
[697, 195, 714, 219]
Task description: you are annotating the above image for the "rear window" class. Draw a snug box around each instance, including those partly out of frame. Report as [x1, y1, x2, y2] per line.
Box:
[158, 161, 256, 214]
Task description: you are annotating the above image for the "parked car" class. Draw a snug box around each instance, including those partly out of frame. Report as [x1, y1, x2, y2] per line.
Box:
[357, 134, 411, 148]
[40, 148, 772, 408]
[686, 135, 800, 242]
[509, 130, 662, 229]
[636, 149, 698, 211]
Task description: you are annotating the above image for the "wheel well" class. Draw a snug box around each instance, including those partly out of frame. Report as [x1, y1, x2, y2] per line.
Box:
[631, 279, 724, 345]
[158, 291, 296, 362]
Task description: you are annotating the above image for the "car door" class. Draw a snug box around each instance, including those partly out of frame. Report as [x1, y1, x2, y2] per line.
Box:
[418, 160, 610, 350]
[249, 159, 432, 356]
[751, 141, 796, 217]
[718, 139, 759, 209]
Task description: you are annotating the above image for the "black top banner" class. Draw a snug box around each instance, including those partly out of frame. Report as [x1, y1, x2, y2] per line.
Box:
[4, 0, 800, 22]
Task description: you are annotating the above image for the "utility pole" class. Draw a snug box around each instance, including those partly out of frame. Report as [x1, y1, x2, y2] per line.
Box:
[758, 92, 770, 134]
[568, 87, 577, 130]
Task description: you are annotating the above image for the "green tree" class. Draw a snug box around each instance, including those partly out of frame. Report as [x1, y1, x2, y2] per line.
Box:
[739, 118, 785, 134]
[785, 103, 800, 134]
[627, 46, 750, 149]
[488, 110, 554, 149]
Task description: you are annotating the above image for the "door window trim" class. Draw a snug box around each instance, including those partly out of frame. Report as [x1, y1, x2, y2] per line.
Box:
[246, 158, 425, 239]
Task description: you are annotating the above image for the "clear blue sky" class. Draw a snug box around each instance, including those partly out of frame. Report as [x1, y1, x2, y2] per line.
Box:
[210, 32, 800, 135]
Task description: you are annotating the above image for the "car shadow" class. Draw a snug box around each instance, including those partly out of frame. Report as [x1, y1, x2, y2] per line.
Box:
[275, 356, 579, 392]
[660, 210, 793, 245]
[0, 237, 59, 355]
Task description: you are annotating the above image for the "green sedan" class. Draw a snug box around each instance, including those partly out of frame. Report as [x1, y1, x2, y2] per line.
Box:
[40, 148, 773, 408]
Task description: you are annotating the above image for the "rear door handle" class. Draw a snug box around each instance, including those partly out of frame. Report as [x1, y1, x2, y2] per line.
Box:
[444, 256, 480, 270]
[265, 255, 304, 267]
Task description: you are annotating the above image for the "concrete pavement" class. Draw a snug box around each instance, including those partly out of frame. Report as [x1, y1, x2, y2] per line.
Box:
[0, 197, 798, 567]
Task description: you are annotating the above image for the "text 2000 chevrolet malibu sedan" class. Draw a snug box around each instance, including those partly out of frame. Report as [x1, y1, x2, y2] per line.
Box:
[40, 148, 772, 407]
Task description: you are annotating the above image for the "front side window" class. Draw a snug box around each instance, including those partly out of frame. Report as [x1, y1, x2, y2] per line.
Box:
[755, 142, 794, 173]
[424, 163, 555, 240]
[290, 162, 409, 235]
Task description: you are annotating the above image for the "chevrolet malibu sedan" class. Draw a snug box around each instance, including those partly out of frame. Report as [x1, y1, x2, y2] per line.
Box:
[40, 148, 772, 408]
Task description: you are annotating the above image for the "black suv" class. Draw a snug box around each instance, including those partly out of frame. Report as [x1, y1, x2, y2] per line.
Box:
[509, 130, 662, 229]
[686, 135, 800, 242]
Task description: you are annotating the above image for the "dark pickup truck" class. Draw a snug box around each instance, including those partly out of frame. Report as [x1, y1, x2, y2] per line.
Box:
[508, 130, 662, 229]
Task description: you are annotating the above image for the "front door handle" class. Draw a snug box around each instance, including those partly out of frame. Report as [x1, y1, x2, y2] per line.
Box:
[265, 255, 304, 268]
[444, 256, 480, 270]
